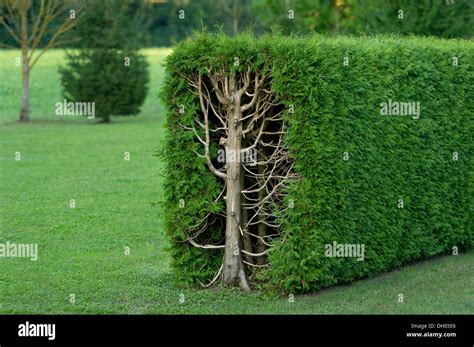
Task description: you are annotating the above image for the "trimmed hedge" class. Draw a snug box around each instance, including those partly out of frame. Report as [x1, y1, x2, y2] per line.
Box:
[160, 33, 473, 292]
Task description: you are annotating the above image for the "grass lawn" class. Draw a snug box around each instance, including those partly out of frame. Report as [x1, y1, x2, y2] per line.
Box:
[0, 49, 472, 314]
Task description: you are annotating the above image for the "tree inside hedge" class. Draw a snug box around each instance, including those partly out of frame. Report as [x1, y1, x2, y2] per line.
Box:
[163, 34, 473, 293]
[59, 0, 149, 123]
[180, 63, 297, 291]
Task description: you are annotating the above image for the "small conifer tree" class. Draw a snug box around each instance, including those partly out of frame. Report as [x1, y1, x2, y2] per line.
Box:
[59, 0, 149, 123]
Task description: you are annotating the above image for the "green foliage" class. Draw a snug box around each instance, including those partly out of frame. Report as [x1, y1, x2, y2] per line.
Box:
[161, 33, 473, 292]
[252, 0, 474, 38]
[146, 0, 264, 46]
[157, 64, 224, 283]
[346, 0, 474, 38]
[2, 0, 472, 48]
[252, 0, 337, 34]
[59, 0, 150, 122]
[75, 0, 149, 50]
[59, 49, 149, 122]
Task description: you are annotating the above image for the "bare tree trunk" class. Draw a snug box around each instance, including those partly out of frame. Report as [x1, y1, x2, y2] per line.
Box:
[19, 7, 29, 123]
[233, 17, 238, 36]
[256, 142, 267, 265]
[20, 55, 30, 122]
[232, 0, 239, 35]
[222, 83, 250, 291]
[240, 163, 254, 265]
[1, 1, 82, 122]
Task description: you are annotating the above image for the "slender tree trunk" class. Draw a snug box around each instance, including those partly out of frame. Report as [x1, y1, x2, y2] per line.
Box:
[19, 8, 30, 123]
[233, 17, 238, 36]
[232, 0, 239, 35]
[222, 82, 250, 291]
[240, 163, 254, 265]
[256, 142, 267, 265]
[20, 56, 30, 122]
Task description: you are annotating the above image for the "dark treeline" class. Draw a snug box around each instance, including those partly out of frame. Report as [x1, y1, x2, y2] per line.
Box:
[1, 0, 472, 48]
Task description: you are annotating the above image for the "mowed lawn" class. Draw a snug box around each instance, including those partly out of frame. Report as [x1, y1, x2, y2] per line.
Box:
[0, 49, 472, 314]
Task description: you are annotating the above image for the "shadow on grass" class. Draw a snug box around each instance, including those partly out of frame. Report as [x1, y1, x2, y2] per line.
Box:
[300, 250, 471, 299]
[0, 114, 162, 127]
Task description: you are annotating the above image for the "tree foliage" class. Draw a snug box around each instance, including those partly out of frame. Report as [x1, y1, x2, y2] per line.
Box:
[345, 0, 474, 38]
[1, 0, 472, 47]
[59, 0, 149, 122]
[60, 49, 149, 122]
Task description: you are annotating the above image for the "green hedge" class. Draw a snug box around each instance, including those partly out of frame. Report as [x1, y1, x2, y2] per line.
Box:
[160, 33, 473, 292]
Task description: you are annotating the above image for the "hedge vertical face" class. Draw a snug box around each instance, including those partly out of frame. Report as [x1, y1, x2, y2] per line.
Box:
[161, 34, 473, 293]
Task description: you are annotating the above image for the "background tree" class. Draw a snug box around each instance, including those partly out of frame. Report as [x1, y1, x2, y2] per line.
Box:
[251, 0, 473, 37]
[221, 0, 256, 35]
[146, 0, 262, 46]
[251, 0, 340, 35]
[0, 0, 82, 122]
[59, 0, 150, 123]
[59, 49, 149, 123]
[344, 0, 474, 38]
[3, 1, 471, 49]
